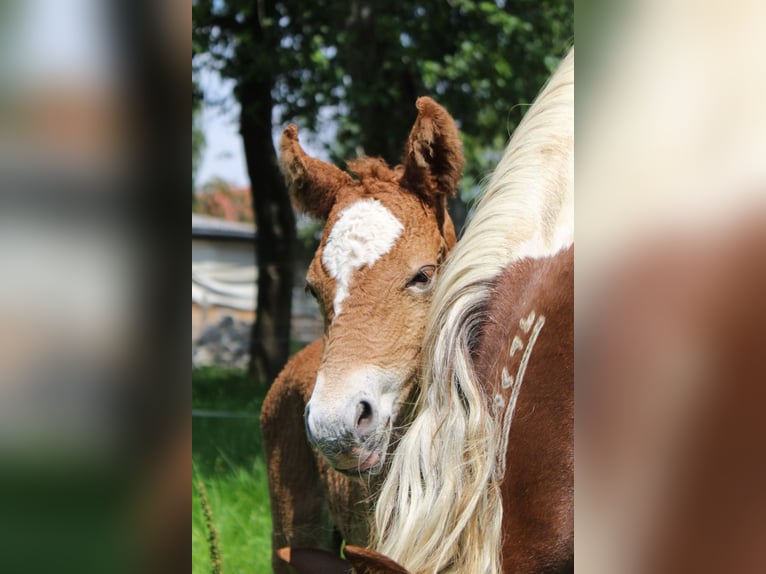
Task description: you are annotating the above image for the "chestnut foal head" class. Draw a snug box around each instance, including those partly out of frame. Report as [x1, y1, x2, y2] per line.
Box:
[279, 97, 462, 475]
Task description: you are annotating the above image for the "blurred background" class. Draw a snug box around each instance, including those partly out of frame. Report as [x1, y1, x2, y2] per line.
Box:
[0, 0, 187, 572]
[577, 1, 766, 573]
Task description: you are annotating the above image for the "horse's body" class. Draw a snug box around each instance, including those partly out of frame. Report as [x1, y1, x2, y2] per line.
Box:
[476, 247, 574, 573]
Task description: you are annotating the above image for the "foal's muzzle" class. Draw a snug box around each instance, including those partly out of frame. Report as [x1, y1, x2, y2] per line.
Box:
[305, 396, 386, 474]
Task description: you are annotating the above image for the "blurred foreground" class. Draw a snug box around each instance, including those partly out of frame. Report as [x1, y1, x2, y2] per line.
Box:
[576, 1, 766, 572]
[0, 1, 187, 572]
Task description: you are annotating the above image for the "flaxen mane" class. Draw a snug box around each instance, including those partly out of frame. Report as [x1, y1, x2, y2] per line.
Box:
[372, 47, 574, 573]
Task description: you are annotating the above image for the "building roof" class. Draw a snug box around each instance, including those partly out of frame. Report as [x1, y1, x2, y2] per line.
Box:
[192, 213, 256, 241]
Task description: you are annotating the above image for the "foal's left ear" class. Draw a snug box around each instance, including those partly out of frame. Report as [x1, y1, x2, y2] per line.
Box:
[400, 97, 464, 203]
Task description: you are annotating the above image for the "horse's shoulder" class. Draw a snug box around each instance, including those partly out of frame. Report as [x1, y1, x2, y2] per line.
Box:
[478, 247, 573, 357]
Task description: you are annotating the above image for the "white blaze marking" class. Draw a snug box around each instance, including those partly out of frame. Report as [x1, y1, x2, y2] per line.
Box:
[321, 199, 404, 316]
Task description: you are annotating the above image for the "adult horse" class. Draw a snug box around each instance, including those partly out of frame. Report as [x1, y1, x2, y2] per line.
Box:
[372, 48, 573, 573]
[261, 95, 464, 571]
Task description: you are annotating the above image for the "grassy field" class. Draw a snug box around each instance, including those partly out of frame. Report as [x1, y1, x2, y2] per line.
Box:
[192, 367, 272, 574]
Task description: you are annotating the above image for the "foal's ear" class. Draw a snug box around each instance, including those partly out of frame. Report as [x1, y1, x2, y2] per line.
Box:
[400, 97, 464, 202]
[280, 125, 353, 219]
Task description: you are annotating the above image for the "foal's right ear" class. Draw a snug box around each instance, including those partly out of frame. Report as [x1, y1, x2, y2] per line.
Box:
[400, 97, 463, 203]
[280, 125, 353, 219]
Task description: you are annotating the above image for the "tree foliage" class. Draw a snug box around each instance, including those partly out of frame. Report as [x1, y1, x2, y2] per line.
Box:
[194, 0, 572, 190]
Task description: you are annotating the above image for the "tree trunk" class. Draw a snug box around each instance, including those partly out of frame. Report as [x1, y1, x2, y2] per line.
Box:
[344, 0, 420, 164]
[239, 79, 296, 385]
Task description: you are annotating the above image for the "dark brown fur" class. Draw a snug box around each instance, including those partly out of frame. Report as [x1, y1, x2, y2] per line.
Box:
[475, 246, 574, 573]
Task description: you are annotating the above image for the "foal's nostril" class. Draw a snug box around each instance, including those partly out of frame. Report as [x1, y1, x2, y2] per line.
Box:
[355, 400, 375, 437]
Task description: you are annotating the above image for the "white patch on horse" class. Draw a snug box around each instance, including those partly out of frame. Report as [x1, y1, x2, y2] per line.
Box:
[500, 311, 545, 426]
[501, 367, 514, 389]
[519, 310, 536, 333]
[516, 314, 545, 390]
[322, 199, 404, 316]
[509, 335, 523, 357]
[496, 311, 546, 477]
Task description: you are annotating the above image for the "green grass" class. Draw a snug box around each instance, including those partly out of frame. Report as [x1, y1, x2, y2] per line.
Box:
[192, 367, 272, 574]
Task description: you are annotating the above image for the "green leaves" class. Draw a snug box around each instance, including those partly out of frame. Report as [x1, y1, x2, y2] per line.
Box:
[193, 0, 573, 210]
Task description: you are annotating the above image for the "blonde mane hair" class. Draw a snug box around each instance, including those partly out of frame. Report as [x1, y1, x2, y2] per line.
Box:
[371, 47, 574, 573]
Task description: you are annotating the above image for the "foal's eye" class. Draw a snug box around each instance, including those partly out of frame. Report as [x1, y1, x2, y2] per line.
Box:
[407, 266, 435, 289]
